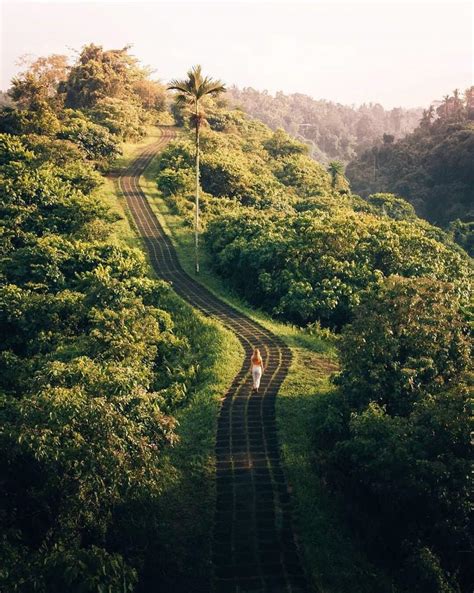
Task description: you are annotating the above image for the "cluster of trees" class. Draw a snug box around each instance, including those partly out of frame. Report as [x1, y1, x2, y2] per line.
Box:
[346, 88, 474, 255]
[158, 101, 470, 329]
[314, 276, 472, 593]
[1, 45, 168, 150]
[0, 49, 214, 592]
[226, 86, 422, 162]
[163, 96, 472, 592]
[205, 208, 468, 328]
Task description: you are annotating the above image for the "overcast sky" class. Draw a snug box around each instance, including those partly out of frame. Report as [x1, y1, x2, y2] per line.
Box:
[1, 0, 472, 108]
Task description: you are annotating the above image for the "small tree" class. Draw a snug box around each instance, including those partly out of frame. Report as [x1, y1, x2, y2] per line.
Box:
[338, 276, 471, 416]
[327, 160, 345, 189]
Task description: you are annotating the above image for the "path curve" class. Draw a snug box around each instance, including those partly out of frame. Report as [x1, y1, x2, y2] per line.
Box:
[118, 127, 309, 593]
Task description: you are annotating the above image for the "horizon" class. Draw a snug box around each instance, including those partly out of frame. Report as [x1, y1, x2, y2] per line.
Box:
[0, 0, 472, 109]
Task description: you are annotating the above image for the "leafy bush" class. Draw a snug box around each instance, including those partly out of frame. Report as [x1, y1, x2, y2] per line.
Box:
[204, 208, 469, 327]
[90, 97, 148, 141]
[0, 132, 222, 591]
[363, 192, 417, 220]
[263, 128, 308, 158]
[0, 102, 61, 136]
[314, 276, 472, 593]
[58, 109, 121, 167]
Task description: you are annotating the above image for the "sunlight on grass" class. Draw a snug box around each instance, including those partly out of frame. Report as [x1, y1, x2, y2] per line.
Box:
[107, 129, 243, 589]
[136, 129, 389, 592]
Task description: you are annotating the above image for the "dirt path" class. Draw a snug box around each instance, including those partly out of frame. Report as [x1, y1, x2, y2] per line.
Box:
[119, 128, 309, 593]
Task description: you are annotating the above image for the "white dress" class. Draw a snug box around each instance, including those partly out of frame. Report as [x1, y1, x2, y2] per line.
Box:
[252, 364, 262, 389]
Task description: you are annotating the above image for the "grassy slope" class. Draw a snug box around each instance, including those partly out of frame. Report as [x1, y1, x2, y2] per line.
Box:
[140, 127, 387, 593]
[107, 131, 243, 591]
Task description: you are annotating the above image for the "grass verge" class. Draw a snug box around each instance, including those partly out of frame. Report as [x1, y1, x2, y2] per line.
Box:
[106, 131, 243, 591]
[139, 129, 387, 592]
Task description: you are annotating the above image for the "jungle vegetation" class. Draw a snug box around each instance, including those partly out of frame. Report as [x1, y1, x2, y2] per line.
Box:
[0, 46, 235, 592]
[0, 43, 471, 593]
[346, 88, 474, 255]
[227, 85, 423, 162]
[161, 89, 472, 593]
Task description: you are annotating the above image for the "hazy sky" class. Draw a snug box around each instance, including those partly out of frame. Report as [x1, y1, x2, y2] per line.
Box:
[1, 0, 472, 108]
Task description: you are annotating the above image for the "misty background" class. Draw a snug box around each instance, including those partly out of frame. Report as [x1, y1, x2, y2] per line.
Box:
[1, 0, 472, 108]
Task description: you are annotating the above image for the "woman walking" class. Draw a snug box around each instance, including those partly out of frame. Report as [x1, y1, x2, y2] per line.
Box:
[250, 348, 264, 392]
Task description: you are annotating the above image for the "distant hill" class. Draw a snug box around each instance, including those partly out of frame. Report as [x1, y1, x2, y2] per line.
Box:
[227, 86, 422, 163]
[346, 88, 474, 255]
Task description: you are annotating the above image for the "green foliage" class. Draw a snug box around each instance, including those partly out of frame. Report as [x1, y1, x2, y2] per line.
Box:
[337, 276, 471, 414]
[0, 127, 230, 591]
[200, 144, 284, 206]
[168, 65, 226, 111]
[0, 102, 61, 136]
[156, 103, 469, 332]
[448, 219, 474, 256]
[327, 160, 348, 190]
[0, 134, 112, 250]
[61, 44, 145, 109]
[272, 152, 333, 197]
[89, 97, 148, 141]
[204, 208, 469, 328]
[263, 128, 308, 157]
[158, 166, 194, 198]
[227, 86, 422, 162]
[155, 140, 195, 205]
[58, 109, 121, 166]
[156, 131, 295, 212]
[363, 192, 417, 220]
[346, 89, 474, 253]
[314, 276, 472, 593]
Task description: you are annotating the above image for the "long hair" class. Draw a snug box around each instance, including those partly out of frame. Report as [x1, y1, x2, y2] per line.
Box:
[251, 347, 262, 364]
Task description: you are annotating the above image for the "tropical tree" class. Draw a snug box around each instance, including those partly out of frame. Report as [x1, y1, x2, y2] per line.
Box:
[442, 94, 451, 118]
[327, 160, 345, 189]
[9, 54, 69, 110]
[61, 44, 145, 109]
[168, 65, 226, 273]
[452, 88, 463, 118]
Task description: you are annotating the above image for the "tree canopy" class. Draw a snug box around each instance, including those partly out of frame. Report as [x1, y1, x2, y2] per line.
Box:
[346, 88, 474, 254]
[227, 86, 422, 162]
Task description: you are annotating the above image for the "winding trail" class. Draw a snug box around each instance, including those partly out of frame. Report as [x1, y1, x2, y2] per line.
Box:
[118, 127, 309, 593]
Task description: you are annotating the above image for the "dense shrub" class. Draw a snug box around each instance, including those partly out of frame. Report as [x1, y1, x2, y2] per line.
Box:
[0, 102, 61, 136]
[58, 109, 121, 167]
[0, 132, 215, 592]
[204, 208, 469, 327]
[90, 97, 148, 141]
[314, 276, 472, 593]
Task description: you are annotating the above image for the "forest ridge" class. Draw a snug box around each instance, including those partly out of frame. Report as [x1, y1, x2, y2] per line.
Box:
[0, 44, 472, 593]
[227, 86, 423, 163]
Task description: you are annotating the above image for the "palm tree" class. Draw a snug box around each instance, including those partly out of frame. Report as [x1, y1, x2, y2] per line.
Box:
[442, 94, 451, 118]
[327, 160, 345, 189]
[168, 65, 226, 273]
[452, 88, 463, 119]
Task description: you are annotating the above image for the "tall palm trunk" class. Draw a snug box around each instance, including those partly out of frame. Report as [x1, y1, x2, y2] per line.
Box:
[194, 98, 200, 274]
[168, 66, 226, 274]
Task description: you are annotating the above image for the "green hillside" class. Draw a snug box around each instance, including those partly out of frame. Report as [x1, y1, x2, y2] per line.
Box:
[346, 89, 474, 255]
[157, 99, 470, 329]
[0, 45, 472, 593]
[156, 89, 472, 593]
[227, 86, 423, 162]
[0, 47, 241, 592]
